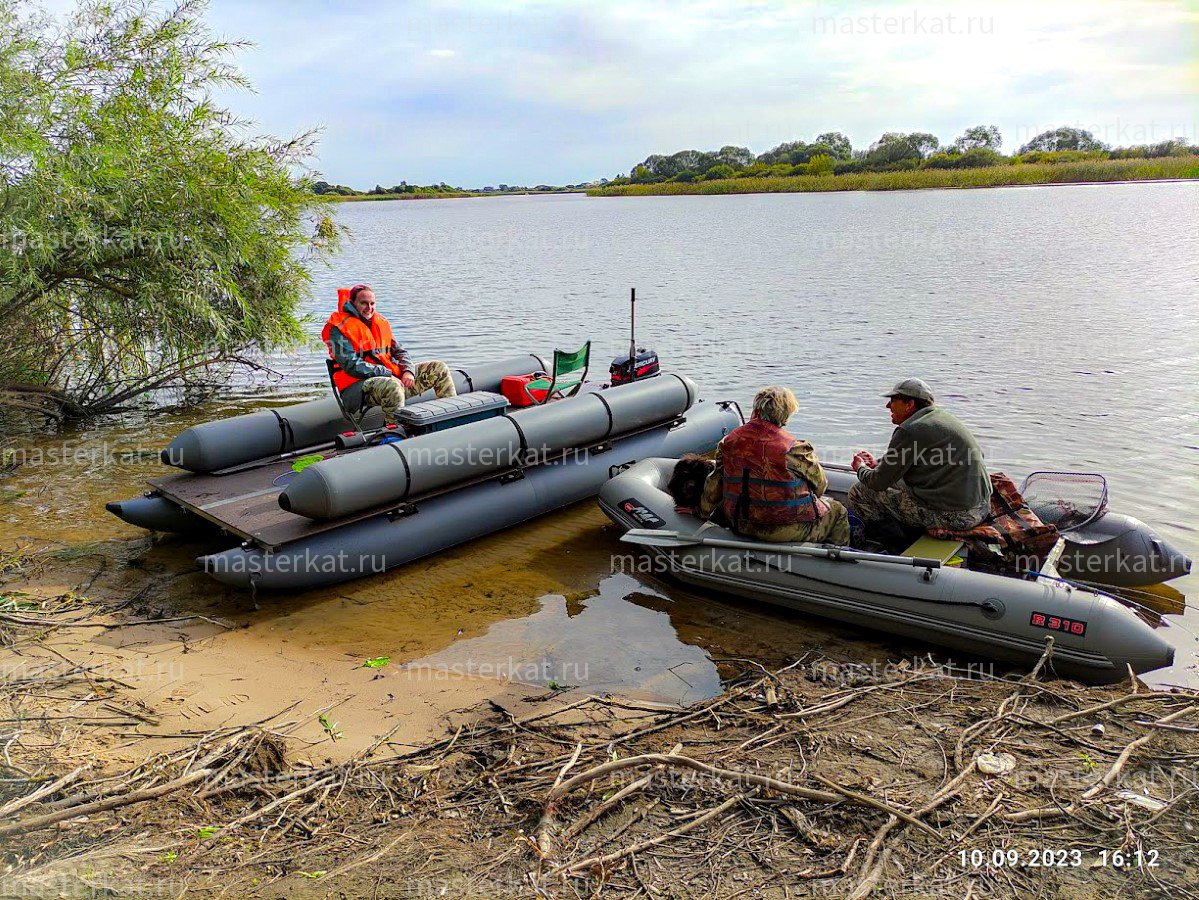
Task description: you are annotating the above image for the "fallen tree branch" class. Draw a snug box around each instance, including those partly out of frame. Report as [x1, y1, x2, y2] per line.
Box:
[550, 793, 747, 877]
[0, 768, 213, 838]
[545, 752, 939, 838]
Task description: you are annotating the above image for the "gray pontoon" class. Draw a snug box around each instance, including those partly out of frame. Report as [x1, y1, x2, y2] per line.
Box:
[108, 354, 741, 589]
[599, 459, 1188, 683]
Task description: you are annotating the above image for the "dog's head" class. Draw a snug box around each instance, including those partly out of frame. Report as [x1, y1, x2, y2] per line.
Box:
[667, 453, 716, 510]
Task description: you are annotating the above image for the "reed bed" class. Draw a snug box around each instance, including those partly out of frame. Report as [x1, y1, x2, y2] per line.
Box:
[589, 156, 1199, 197]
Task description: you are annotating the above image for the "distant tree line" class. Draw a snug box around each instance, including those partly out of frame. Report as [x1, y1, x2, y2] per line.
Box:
[614, 126, 1198, 185]
[313, 180, 465, 197]
[312, 181, 587, 197]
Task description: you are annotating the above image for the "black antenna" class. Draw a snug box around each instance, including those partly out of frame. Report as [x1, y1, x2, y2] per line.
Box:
[629, 288, 637, 359]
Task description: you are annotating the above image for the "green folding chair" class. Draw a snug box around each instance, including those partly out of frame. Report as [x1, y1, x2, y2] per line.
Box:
[525, 341, 591, 405]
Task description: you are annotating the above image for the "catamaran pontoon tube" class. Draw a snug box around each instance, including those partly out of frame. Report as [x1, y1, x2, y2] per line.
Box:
[200, 399, 739, 589]
[161, 353, 546, 473]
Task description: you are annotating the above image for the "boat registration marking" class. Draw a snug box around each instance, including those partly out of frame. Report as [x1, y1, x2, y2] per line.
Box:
[1030, 611, 1087, 636]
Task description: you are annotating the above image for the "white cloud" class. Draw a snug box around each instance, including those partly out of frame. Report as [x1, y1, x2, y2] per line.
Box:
[183, 0, 1199, 182]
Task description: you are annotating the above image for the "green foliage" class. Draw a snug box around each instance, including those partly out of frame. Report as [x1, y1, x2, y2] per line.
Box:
[630, 164, 658, 184]
[632, 146, 753, 181]
[805, 154, 834, 176]
[714, 145, 755, 170]
[312, 180, 357, 196]
[0, 0, 340, 423]
[813, 132, 853, 160]
[953, 125, 1002, 152]
[0, 595, 39, 612]
[1109, 138, 1198, 159]
[866, 132, 941, 166]
[703, 163, 735, 180]
[587, 156, 1199, 197]
[1016, 149, 1109, 164]
[627, 126, 1197, 191]
[318, 713, 343, 741]
[922, 148, 1004, 169]
[756, 135, 853, 166]
[1018, 126, 1108, 154]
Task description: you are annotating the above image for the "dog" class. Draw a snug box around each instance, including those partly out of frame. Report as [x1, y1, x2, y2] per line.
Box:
[667, 453, 716, 514]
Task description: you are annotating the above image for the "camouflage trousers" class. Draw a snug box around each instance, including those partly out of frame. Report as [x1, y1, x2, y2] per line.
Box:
[359, 361, 457, 426]
[847, 481, 990, 532]
[733, 499, 852, 546]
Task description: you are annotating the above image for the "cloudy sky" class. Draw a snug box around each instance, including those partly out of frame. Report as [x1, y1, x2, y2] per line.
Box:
[185, 0, 1199, 187]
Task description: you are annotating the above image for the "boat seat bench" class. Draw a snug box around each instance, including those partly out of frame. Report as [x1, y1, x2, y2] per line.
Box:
[902, 535, 966, 566]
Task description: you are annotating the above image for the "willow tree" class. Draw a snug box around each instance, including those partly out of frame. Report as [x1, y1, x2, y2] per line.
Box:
[0, 0, 339, 422]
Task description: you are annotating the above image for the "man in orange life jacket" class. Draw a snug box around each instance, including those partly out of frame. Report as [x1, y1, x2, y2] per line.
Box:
[698, 386, 850, 545]
[322, 284, 457, 426]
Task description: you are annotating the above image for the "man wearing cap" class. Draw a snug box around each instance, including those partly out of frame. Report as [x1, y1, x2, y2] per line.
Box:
[321, 284, 457, 427]
[848, 378, 992, 534]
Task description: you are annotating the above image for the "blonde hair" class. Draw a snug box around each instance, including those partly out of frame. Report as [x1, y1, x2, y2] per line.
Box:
[752, 385, 798, 426]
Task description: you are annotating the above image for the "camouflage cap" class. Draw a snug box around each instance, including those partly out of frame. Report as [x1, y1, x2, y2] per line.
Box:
[884, 377, 935, 403]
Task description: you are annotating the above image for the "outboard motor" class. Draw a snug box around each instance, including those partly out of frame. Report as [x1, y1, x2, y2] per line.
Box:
[610, 288, 661, 385]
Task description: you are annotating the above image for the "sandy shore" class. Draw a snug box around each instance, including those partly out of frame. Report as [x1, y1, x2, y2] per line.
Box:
[2, 530, 1197, 898]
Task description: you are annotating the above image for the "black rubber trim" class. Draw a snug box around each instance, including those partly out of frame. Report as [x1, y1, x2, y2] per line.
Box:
[665, 372, 694, 408]
[388, 441, 413, 500]
[455, 368, 474, 393]
[591, 390, 615, 438]
[530, 353, 548, 373]
[269, 409, 296, 455]
[506, 413, 530, 458]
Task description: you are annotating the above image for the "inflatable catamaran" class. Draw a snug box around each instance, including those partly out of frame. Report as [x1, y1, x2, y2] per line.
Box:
[599, 460, 1190, 683]
[108, 351, 742, 589]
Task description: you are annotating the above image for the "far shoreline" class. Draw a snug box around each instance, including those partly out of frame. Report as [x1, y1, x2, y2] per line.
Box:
[323, 189, 588, 203]
[584, 156, 1199, 198]
[586, 176, 1199, 200]
[317, 170, 1198, 205]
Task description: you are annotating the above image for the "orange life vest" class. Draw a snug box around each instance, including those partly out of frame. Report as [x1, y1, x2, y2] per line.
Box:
[720, 417, 822, 530]
[321, 300, 403, 391]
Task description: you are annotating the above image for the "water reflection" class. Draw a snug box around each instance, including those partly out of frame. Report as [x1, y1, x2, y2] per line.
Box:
[405, 574, 723, 705]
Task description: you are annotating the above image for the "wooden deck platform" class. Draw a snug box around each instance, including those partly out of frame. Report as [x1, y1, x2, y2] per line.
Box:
[148, 450, 414, 551]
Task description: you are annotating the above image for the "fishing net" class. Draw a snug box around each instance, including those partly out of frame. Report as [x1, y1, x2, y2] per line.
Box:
[1018, 471, 1108, 533]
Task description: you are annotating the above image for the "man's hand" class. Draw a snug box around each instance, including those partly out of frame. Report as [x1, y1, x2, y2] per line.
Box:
[852, 450, 877, 472]
[400, 372, 416, 390]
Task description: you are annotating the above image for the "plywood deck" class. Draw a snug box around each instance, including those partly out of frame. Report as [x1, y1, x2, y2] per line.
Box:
[148, 451, 414, 550]
[149, 409, 683, 551]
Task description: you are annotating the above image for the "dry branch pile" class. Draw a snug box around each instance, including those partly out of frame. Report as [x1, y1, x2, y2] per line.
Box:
[1, 595, 1197, 898]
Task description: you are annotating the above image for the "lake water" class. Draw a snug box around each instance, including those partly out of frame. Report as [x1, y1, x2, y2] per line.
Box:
[4, 183, 1197, 689]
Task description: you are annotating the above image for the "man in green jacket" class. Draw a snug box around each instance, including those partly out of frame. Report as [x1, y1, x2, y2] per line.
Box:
[848, 378, 992, 533]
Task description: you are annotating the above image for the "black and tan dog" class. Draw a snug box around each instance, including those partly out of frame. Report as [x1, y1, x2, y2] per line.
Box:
[667, 453, 716, 514]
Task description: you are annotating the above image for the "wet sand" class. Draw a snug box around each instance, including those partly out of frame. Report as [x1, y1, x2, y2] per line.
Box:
[1, 495, 950, 771]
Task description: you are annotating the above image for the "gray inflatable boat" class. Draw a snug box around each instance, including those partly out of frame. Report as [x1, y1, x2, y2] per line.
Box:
[108, 354, 741, 589]
[599, 459, 1187, 683]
